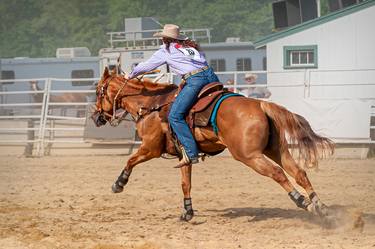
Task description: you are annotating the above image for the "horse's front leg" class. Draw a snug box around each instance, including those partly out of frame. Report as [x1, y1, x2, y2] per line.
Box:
[112, 146, 157, 193]
[180, 165, 194, 221]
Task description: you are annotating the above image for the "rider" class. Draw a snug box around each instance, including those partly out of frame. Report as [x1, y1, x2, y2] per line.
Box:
[125, 24, 220, 167]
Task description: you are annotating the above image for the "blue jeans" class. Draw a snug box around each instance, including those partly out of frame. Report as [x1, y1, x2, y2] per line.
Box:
[169, 67, 219, 160]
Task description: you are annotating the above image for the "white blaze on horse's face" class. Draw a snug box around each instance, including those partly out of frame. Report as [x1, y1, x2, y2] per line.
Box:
[95, 80, 113, 114]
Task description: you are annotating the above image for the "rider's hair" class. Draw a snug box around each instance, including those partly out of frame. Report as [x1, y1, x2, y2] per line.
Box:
[162, 37, 201, 52]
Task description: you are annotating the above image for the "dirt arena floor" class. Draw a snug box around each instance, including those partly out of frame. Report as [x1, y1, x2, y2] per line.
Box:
[0, 155, 374, 249]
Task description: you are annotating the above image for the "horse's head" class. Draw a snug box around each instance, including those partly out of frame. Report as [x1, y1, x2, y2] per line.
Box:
[92, 67, 148, 127]
[92, 68, 177, 127]
[29, 80, 41, 95]
[92, 67, 127, 127]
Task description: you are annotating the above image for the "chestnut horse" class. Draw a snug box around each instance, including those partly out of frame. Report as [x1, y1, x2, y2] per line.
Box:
[29, 80, 87, 117]
[92, 68, 334, 221]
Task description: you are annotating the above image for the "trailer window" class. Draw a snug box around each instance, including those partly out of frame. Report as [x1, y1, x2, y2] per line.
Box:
[1, 70, 15, 84]
[210, 59, 226, 72]
[236, 58, 252, 71]
[71, 70, 94, 86]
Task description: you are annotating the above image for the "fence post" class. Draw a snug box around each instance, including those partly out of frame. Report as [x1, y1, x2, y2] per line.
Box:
[23, 119, 35, 157]
[38, 78, 51, 156]
[35, 79, 46, 156]
[234, 72, 238, 93]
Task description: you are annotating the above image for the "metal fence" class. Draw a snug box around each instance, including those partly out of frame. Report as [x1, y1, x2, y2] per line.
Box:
[0, 70, 374, 156]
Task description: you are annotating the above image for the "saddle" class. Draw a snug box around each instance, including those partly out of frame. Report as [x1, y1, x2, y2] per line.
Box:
[185, 82, 226, 129]
[167, 82, 227, 158]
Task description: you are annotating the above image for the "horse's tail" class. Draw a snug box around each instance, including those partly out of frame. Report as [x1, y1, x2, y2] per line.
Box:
[260, 101, 334, 168]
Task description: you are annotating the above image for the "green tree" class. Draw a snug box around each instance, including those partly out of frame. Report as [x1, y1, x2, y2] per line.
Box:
[0, 0, 281, 58]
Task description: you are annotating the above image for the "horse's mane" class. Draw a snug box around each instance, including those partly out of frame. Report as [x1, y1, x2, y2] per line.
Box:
[125, 77, 178, 95]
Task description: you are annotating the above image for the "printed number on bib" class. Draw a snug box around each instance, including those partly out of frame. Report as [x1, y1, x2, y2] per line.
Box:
[177, 47, 201, 60]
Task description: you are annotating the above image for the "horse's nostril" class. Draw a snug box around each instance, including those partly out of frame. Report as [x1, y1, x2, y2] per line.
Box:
[91, 112, 107, 127]
[98, 115, 107, 125]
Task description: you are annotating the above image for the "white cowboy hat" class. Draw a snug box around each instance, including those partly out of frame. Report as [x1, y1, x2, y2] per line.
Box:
[153, 24, 188, 40]
[244, 73, 258, 83]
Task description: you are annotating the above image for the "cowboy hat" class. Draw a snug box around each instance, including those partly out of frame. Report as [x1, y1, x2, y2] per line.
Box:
[244, 73, 258, 83]
[153, 24, 188, 40]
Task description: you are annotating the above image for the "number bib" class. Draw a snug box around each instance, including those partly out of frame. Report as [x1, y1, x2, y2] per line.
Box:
[175, 45, 201, 60]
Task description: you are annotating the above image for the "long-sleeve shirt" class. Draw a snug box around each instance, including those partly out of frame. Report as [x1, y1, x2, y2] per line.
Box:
[128, 43, 208, 78]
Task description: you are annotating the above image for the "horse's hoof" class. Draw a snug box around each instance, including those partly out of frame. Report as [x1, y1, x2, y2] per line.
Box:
[180, 209, 194, 222]
[307, 201, 330, 218]
[111, 183, 124, 193]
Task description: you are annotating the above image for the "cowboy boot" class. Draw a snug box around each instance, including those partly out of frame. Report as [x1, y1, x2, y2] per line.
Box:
[175, 147, 198, 168]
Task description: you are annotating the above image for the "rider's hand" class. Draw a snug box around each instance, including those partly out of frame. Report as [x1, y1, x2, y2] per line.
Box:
[124, 73, 130, 80]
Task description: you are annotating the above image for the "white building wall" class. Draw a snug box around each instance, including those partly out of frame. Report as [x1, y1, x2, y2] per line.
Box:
[267, 5, 375, 99]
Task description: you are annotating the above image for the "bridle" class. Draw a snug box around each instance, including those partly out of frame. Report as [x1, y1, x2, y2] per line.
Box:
[95, 74, 176, 126]
[96, 76, 133, 126]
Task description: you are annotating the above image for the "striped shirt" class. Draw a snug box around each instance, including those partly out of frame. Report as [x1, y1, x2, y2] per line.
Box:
[129, 43, 208, 78]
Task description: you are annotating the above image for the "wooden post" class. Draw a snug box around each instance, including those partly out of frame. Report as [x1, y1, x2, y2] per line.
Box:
[23, 119, 35, 157]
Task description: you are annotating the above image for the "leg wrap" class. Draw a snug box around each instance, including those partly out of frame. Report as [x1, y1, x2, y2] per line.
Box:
[184, 198, 193, 211]
[181, 198, 194, 221]
[288, 189, 310, 210]
[116, 169, 130, 188]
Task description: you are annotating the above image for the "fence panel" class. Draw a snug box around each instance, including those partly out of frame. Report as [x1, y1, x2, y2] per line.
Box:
[1, 71, 374, 157]
[0, 78, 48, 156]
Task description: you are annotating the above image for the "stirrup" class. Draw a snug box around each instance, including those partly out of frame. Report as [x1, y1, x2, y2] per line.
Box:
[174, 157, 192, 168]
[174, 147, 197, 168]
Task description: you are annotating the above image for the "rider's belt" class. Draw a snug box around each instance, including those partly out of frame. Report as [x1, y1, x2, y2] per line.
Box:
[182, 66, 209, 80]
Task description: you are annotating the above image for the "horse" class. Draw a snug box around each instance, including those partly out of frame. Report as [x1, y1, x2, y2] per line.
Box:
[29, 80, 87, 115]
[92, 67, 334, 221]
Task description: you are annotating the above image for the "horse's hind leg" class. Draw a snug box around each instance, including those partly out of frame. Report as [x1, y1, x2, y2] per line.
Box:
[239, 153, 311, 210]
[265, 147, 328, 216]
[280, 149, 329, 216]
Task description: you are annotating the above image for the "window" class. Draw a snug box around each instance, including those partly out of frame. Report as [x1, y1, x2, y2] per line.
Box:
[236, 58, 252, 71]
[1, 70, 15, 84]
[263, 57, 267, 70]
[283, 45, 318, 69]
[71, 69, 94, 86]
[131, 52, 144, 59]
[210, 59, 226, 72]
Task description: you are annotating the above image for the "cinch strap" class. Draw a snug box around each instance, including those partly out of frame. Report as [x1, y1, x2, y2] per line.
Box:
[209, 93, 242, 135]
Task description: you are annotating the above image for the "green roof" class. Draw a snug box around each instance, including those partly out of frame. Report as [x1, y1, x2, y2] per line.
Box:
[254, 0, 375, 48]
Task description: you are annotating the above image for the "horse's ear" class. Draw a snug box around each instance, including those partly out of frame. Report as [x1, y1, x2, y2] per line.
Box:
[102, 67, 110, 78]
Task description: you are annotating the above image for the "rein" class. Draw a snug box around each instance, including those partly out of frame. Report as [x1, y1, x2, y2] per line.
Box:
[98, 76, 174, 125]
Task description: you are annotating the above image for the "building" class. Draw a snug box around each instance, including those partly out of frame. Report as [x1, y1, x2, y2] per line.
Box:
[254, 0, 375, 143]
[0, 55, 100, 105]
[100, 17, 266, 84]
[254, 0, 375, 99]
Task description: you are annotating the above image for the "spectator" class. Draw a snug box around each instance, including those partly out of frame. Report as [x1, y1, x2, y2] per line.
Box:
[240, 73, 271, 98]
